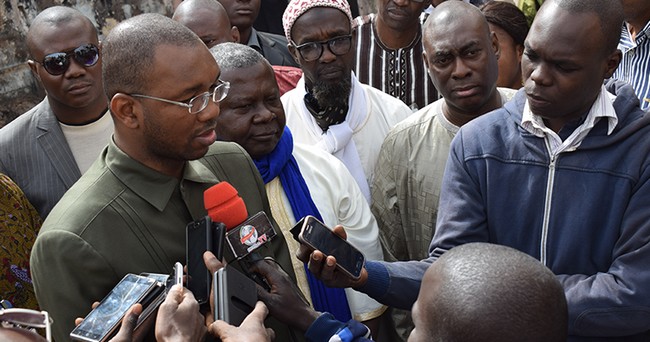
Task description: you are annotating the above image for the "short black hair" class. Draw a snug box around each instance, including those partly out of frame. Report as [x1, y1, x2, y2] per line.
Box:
[102, 13, 203, 99]
[548, 0, 624, 55]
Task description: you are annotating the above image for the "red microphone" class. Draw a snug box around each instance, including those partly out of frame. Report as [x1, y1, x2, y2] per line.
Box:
[204, 182, 248, 230]
[204, 182, 276, 260]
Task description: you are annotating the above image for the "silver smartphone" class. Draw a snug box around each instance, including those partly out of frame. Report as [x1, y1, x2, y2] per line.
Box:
[213, 266, 257, 326]
[70, 274, 158, 342]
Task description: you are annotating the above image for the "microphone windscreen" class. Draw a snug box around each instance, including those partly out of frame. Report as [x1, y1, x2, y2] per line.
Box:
[204, 182, 248, 230]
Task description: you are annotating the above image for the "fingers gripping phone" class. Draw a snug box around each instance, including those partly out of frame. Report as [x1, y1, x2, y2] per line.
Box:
[297, 216, 366, 280]
[70, 274, 158, 342]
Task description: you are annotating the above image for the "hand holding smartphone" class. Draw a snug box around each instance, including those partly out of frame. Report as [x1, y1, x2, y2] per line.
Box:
[294, 216, 366, 280]
[70, 274, 159, 342]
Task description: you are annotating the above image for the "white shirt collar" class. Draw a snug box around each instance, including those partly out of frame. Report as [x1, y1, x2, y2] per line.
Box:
[521, 85, 618, 155]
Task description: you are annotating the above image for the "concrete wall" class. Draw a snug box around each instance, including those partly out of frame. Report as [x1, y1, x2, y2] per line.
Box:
[0, 0, 175, 127]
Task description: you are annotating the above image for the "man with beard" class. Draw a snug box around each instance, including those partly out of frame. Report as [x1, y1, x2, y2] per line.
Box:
[299, 0, 650, 339]
[371, 2, 516, 339]
[30, 14, 303, 342]
[353, 0, 437, 110]
[280, 0, 413, 203]
[210, 42, 385, 336]
[0, 6, 112, 220]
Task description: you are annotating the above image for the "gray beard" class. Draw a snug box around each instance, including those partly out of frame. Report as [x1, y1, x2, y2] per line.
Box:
[311, 76, 351, 109]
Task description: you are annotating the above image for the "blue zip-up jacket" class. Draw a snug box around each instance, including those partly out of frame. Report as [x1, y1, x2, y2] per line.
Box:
[359, 81, 650, 340]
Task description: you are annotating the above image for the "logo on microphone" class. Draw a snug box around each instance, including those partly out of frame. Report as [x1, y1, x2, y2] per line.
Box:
[226, 212, 277, 259]
[239, 225, 258, 246]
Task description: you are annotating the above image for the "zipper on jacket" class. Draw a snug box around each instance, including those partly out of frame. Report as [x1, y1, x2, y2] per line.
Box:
[541, 138, 557, 266]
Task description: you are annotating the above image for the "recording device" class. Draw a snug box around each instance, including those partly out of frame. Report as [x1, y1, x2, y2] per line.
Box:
[205, 183, 276, 260]
[70, 274, 165, 342]
[204, 182, 277, 290]
[292, 215, 365, 280]
[186, 216, 213, 305]
[214, 266, 257, 326]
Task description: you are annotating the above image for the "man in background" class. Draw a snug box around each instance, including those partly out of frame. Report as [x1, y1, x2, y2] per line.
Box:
[0, 6, 112, 219]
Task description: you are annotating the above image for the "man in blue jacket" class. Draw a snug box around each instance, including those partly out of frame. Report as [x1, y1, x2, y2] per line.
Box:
[301, 0, 650, 340]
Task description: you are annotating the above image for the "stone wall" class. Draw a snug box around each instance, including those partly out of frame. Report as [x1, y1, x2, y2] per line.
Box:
[0, 0, 175, 127]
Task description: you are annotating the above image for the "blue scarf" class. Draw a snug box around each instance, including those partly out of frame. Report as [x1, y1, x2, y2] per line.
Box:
[254, 127, 352, 322]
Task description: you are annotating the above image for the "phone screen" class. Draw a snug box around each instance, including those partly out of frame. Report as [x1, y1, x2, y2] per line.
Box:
[299, 216, 365, 279]
[186, 217, 213, 304]
[70, 274, 156, 342]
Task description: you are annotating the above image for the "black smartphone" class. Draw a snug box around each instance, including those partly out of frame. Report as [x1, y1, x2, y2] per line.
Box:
[213, 221, 226, 261]
[186, 216, 214, 305]
[213, 266, 257, 326]
[70, 274, 158, 342]
[298, 215, 366, 280]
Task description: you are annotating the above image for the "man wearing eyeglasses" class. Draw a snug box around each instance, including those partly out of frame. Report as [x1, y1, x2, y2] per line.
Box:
[0, 6, 112, 220]
[30, 13, 304, 342]
[280, 0, 413, 204]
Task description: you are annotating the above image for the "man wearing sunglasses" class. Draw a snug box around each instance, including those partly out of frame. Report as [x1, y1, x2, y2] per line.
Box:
[0, 6, 112, 220]
[280, 0, 413, 204]
[31, 13, 303, 342]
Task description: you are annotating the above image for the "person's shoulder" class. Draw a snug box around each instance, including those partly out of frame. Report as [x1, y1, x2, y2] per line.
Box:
[363, 84, 411, 110]
[0, 100, 48, 139]
[258, 31, 289, 47]
[497, 87, 519, 103]
[203, 141, 250, 159]
[390, 99, 443, 133]
[353, 13, 374, 27]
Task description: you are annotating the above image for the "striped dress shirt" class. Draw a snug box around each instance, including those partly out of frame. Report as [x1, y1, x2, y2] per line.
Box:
[612, 21, 650, 111]
[353, 13, 438, 111]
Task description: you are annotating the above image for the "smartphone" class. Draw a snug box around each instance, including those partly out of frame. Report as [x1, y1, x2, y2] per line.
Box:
[70, 274, 158, 342]
[213, 266, 257, 326]
[213, 222, 226, 261]
[298, 215, 366, 280]
[173, 262, 183, 287]
[186, 216, 214, 304]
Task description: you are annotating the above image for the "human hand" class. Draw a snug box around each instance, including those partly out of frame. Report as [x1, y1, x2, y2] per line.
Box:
[202, 250, 226, 324]
[250, 258, 320, 332]
[74, 302, 143, 342]
[154, 284, 206, 342]
[295, 225, 369, 289]
[208, 301, 275, 342]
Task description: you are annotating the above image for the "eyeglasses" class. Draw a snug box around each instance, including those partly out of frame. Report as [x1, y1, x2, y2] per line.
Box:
[291, 35, 353, 62]
[33, 44, 100, 76]
[0, 308, 52, 341]
[130, 80, 231, 114]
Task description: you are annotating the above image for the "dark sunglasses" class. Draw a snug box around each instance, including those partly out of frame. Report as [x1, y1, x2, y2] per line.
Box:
[34, 44, 100, 76]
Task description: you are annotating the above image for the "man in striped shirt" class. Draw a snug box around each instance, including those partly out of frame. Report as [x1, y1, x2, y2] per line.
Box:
[612, 0, 650, 111]
[353, 0, 438, 111]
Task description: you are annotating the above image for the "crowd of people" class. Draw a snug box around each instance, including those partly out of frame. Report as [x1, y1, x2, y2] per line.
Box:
[1, 0, 649, 341]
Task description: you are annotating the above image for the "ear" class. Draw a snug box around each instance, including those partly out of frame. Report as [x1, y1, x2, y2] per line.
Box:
[288, 44, 301, 65]
[27, 60, 42, 83]
[515, 44, 524, 62]
[110, 93, 142, 129]
[231, 26, 241, 43]
[490, 31, 500, 60]
[603, 49, 622, 79]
